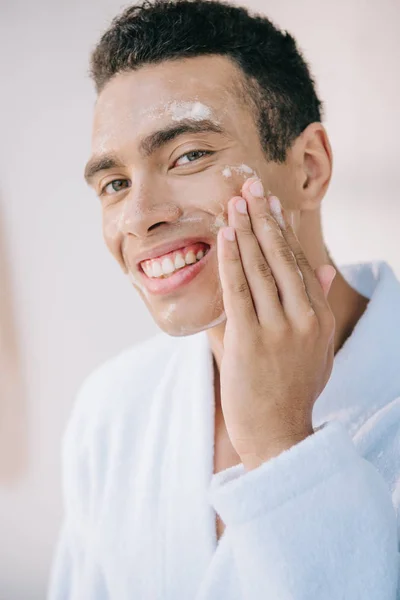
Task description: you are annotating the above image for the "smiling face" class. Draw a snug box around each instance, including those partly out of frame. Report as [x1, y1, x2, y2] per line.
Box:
[85, 54, 296, 336]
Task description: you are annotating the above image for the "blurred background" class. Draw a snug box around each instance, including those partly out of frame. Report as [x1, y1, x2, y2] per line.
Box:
[0, 0, 399, 598]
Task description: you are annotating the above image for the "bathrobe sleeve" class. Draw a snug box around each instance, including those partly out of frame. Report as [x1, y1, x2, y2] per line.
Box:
[208, 415, 400, 600]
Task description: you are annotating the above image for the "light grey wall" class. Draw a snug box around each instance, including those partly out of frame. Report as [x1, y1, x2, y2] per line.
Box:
[0, 0, 399, 598]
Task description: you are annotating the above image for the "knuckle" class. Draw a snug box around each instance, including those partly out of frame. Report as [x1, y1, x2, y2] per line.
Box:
[305, 312, 320, 334]
[235, 224, 252, 236]
[224, 253, 241, 265]
[232, 280, 251, 299]
[272, 244, 296, 264]
[296, 310, 320, 336]
[296, 252, 311, 272]
[254, 259, 273, 281]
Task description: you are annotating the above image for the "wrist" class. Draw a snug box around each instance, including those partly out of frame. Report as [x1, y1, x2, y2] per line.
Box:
[241, 426, 314, 471]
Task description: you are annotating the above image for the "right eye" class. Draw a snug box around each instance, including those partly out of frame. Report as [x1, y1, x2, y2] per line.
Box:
[100, 179, 130, 196]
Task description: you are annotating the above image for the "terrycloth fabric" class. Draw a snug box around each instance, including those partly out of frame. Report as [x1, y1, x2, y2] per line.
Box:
[47, 260, 400, 600]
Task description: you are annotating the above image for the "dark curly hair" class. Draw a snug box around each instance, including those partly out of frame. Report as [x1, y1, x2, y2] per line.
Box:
[89, 0, 324, 163]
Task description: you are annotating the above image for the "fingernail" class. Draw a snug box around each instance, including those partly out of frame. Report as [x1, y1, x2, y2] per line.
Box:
[235, 198, 247, 214]
[326, 266, 336, 285]
[222, 226, 235, 241]
[249, 179, 264, 198]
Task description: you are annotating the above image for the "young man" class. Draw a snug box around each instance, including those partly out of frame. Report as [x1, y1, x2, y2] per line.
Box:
[48, 1, 400, 598]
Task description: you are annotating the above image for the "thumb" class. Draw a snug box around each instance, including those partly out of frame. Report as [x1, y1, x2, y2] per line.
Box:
[314, 265, 336, 299]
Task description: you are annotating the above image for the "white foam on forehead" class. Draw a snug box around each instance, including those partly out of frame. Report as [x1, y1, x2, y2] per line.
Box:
[138, 99, 221, 125]
[168, 100, 213, 121]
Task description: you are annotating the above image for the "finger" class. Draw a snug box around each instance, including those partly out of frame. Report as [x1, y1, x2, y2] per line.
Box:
[217, 225, 258, 331]
[268, 195, 334, 328]
[241, 178, 313, 324]
[227, 195, 287, 327]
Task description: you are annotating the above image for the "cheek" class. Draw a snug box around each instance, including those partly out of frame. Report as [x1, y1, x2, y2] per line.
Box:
[102, 208, 127, 271]
[210, 163, 260, 215]
[187, 166, 248, 212]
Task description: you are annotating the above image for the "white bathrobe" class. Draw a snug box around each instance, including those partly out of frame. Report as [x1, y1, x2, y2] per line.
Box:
[47, 260, 400, 599]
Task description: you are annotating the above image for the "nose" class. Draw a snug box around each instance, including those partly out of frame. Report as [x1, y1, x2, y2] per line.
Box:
[118, 178, 183, 237]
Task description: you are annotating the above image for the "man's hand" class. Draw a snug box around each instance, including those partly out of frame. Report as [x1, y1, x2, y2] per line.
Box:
[217, 177, 337, 470]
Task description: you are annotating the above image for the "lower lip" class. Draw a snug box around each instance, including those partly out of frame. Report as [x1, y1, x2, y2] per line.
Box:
[137, 245, 214, 295]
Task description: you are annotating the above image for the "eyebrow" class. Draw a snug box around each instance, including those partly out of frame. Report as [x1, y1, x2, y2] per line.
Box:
[84, 118, 225, 185]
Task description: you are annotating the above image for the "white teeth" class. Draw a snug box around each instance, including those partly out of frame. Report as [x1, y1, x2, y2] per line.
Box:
[143, 263, 151, 277]
[185, 251, 197, 265]
[152, 261, 162, 277]
[142, 246, 208, 278]
[174, 253, 186, 269]
[161, 257, 175, 275]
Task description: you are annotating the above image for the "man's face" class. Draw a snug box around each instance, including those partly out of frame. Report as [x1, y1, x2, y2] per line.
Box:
[85, 55, 292, 336]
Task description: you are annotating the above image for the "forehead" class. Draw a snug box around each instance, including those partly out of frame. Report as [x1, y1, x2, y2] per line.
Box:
[91, 55, 249, 152]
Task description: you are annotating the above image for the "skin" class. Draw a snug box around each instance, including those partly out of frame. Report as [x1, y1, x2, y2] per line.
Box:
[85, 54, 369, 468]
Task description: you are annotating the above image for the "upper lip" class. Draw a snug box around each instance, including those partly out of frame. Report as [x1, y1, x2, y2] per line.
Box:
[135, 236, 212, 266]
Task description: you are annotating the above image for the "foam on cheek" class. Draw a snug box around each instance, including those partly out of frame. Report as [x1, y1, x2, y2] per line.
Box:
[237, 163, 255, 175]
[222, 163, 259, 179]
[209, 203, 228, 235]
[218, 163, 259, 232]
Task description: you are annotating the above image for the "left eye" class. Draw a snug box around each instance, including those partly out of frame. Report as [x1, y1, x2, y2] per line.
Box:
[174, 150, 212, 166]
[100, 179, 130, 196]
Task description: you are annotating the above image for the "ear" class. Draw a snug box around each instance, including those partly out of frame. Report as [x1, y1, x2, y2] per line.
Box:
[295, 123, 333, 210]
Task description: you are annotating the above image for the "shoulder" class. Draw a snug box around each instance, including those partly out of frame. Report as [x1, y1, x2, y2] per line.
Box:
[62, 332, 183, 453]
